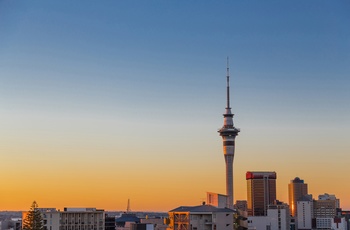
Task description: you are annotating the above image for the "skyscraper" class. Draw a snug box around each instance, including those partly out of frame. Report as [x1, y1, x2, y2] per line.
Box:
[218, 58, 240, 209]
[246, 171, 277, 216]
[288, 177, 308, 217]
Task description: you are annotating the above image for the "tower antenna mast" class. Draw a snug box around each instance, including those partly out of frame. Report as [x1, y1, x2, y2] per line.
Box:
[226, 57, 230, 109]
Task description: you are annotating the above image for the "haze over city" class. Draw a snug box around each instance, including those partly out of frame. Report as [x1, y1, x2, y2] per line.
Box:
[0, 1, 349, 212]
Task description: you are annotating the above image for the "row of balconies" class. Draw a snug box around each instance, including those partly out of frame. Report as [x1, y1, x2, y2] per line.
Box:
[61, 219, 102, 222]
[60, 221, 103, 225]
[43, 218, 103, 224]
[61, 217, 103, 220]
[59, 227, 104, 230]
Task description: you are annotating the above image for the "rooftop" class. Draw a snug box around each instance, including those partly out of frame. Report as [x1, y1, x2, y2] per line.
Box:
[169, 204, 234, 213]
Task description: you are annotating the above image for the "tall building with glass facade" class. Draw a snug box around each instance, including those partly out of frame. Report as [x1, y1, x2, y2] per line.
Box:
[246, 171, 277, 216]
[288, 177, 308, 217]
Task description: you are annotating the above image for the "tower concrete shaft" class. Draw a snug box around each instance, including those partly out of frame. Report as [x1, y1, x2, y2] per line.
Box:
[218, 58, 240, 209]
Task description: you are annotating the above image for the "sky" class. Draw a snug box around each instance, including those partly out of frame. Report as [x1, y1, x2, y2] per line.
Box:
[0, 1, 349, 212]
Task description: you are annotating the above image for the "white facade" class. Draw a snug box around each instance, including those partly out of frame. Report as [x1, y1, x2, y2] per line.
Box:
[191, 212, 234, 230]
[296, 200, 313, 230]
[247, 204, 290, 230]
[247, 216, 270, 230]
[316, 218, 332, 229]
[60, 208, 104, 230]
[330, 217, 347, 230]
[41, 209, 60, 230]
[315, 217, 347, 230]
[267, 205, 290, 230]
[23, 208, 104, 230]
[206, 192, 228, 208]
[168, 205, 235, 230]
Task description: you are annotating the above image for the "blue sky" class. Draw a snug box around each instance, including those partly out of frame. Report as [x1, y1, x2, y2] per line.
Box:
[0, 1, 349, 210]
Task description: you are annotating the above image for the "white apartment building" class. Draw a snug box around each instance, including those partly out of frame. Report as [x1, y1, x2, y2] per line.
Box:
[60, 208, 104, 230]
[296, 198, 313, 230]
[267, 203, 290, 230]
[316, 217, 347, 230]
[23, 208, 105, 230]
[247, 202, 290, 230]
[167, 204, 235, 230]
[40, 208, 60, 230]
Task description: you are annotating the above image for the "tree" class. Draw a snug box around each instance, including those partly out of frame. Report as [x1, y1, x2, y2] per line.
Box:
[22, 201, 44, 230]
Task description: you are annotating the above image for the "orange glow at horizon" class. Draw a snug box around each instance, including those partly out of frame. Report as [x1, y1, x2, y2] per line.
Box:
[2, 138, 350, 212]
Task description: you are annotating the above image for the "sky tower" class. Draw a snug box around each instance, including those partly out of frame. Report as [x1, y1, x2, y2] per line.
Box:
[218, 58, 240, 209]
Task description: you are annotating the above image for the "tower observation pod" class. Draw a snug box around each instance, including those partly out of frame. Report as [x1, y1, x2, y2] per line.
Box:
[218, 58, 240, 209]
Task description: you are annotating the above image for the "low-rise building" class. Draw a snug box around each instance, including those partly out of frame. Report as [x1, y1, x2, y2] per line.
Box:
[315, 217, 347, 230]
[0, 218, 21, 230]
[167, 203, 235, 230]
[22, 208, 105, 230]
[247, 201, 289, 230]
[140, 218, 167, 230]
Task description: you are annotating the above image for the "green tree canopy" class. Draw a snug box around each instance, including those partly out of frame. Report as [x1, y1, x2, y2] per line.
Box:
[23, 201, 44, 230]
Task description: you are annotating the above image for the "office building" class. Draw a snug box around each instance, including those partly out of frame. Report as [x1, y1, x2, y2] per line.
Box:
[314, 193, 339, 218]
[288, 177, 308, 217]
[296, 195, 313, 230]
[246, 171, 277, 216]
[218, 58, 240, 209]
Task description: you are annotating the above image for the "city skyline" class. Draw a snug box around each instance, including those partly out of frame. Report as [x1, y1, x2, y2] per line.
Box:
[0, 1, 349, 211]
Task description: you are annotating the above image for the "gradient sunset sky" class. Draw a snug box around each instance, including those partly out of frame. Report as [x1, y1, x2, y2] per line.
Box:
[1, 1, 349, 211]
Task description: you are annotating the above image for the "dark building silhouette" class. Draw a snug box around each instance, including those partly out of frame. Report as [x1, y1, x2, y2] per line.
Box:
[104, 214, 115, 230]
